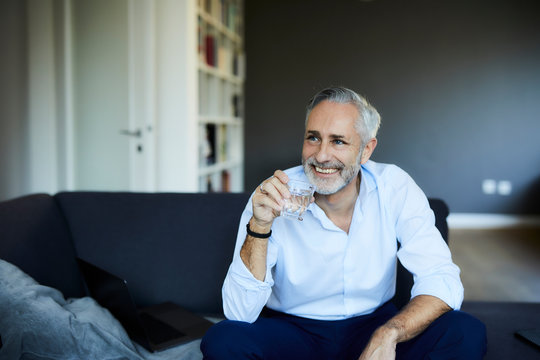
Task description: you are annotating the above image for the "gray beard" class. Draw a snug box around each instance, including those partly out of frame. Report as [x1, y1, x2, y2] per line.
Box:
[302, 155, 362, 195]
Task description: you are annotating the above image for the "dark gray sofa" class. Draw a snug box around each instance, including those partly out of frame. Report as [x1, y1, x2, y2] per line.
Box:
[0, 192, 538, 359]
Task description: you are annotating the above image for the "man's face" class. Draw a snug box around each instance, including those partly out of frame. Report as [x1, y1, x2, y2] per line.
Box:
[302, 100, 369, 195]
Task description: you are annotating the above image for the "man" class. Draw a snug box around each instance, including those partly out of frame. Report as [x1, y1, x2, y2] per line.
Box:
[201, 87, 486, 359]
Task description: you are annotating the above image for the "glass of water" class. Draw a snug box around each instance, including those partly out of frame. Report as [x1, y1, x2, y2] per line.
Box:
[280, 179, 316, 221]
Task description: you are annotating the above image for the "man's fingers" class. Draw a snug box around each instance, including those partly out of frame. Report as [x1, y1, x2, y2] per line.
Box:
[273, 170, 289, 185]
[252, 191, 283, 225]
[261, 180, 285, 207]
[258, 193, 283, 213]
[253, 170, 291, 224]
[268, 172, 290, 199]
[259, 171, 290, 200]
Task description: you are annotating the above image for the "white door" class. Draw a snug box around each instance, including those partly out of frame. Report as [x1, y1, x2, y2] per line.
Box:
[72, 0, 155, 192]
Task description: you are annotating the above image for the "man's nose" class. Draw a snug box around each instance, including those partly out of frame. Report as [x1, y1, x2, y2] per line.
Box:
[315, 142, 332, 163]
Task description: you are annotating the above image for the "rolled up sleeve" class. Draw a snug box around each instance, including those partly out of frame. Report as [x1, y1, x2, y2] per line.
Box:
[393, 168, 464, 310]
[222, 200, 277, 323]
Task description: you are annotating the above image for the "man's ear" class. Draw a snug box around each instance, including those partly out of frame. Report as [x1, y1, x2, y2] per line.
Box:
[360, 138, 377, 164]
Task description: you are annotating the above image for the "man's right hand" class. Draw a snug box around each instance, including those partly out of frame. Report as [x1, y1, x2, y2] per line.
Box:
[240, 170, 289, 281]
[251, 170, 290, 230]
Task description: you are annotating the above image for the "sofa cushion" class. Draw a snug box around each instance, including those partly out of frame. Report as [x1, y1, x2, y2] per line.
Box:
[55, 192, 250, 316]
[0, 194, 84, 298]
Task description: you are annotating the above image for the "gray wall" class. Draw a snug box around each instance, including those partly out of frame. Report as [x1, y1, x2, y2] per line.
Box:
[0, 0, 30, 201]
[244, 0, 540, 214]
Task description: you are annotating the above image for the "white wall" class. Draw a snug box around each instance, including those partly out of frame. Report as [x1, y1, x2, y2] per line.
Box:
[0, 0, 77, 201]
[27, 0, 59, 195]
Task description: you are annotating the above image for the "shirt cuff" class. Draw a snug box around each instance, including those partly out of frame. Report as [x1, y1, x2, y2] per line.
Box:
[229, 253, 274, 290]
[223, 259, 274, 322]
[411, 275, 464, 310]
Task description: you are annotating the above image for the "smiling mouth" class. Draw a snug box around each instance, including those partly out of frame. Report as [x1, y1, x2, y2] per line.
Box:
[314, 166, 339, 174]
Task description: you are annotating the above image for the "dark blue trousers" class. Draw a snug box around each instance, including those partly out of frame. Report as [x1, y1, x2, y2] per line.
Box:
[201, 302, 487, 360]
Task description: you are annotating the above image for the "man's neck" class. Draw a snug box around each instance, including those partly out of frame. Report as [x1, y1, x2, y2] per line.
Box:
[314, 174, 361, 232]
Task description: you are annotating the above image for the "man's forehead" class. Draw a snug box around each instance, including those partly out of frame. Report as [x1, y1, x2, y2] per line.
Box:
[305, 116, 357, 136]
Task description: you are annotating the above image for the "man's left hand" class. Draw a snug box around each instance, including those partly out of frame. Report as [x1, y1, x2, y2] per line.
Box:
[357, 295, 451, 359]
[358, 326, 398, 360]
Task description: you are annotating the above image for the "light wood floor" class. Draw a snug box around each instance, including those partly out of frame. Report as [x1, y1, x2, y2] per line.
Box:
[449, 228, 540, 302]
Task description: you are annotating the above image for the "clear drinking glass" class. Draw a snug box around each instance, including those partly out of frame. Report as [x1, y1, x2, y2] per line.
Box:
[280, 179, 316, 221]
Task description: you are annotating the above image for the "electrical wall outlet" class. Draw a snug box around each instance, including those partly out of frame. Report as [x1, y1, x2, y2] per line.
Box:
[482, 179, 512, 195]
[482, 179, 497, 195]
[497, 180, 512, 195]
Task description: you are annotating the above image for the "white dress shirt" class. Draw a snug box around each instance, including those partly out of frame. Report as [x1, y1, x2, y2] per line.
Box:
[222, 161, 463, 323]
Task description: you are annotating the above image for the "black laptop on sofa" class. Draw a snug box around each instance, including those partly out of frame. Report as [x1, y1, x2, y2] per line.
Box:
[77, 257, 213, 352]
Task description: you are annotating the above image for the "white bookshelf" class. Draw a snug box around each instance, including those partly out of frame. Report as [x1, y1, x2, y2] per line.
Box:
[196, 0, 245, 192]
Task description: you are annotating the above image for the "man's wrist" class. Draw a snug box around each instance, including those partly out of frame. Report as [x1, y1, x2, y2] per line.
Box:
[246, 223, 271, 239]
[248, 218, 272, 237]
[376, 323, 401, 344]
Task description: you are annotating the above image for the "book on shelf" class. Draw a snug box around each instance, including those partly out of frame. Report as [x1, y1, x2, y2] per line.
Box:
[218, 124, 227, 163]
[204, 124, 216, 165]
[211, 0, 221, 19]
[222, 1, 240, 34]
[206, 175, 214, 192]
[232, 51, 245, 78]
[198, 18, 205, 63]
[205, 35, 215, 67]
[231, 94, 240, 117]
[221, 170, 231, 192]
[217, 45, 231, 73]
[200, 126, 208, 167]
[226, 3, 237, 32]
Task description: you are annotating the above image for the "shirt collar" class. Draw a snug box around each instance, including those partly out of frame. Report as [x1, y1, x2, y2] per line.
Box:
[303, 163, 378, 230]
[353, 163, 377, 221]
[359, 161, 378, 200]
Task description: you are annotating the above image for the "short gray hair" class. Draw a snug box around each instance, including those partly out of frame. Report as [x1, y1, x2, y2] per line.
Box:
[305, 86, 381, 145]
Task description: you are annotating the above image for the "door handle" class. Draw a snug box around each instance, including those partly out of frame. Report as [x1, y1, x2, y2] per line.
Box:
[119, 129, 142, 138]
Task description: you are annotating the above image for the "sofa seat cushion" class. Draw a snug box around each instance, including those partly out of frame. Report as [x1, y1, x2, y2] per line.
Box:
[0, 259, 204, 360]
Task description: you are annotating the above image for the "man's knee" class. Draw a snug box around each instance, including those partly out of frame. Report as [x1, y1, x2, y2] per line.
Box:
[400, 310, 487, 360]
[447, 311, 486, 344]
[435, 310, 487, 358]
[200, 320, 260, 359]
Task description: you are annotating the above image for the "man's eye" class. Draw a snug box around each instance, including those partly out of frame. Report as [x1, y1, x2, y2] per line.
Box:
[333, 139, 345, 145]
[306, 136, 319, 142]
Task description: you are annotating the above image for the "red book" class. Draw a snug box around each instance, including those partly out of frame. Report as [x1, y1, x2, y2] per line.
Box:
[205, 35, 215, 66]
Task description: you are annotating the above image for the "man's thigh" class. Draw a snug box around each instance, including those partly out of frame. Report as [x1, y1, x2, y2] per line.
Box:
[200, 316, 323, 360]
[397, 310, 487, 360]
[201, 302, 401, 360]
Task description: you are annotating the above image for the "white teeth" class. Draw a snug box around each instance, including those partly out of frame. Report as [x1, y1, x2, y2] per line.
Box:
[315, 166, 338, 174]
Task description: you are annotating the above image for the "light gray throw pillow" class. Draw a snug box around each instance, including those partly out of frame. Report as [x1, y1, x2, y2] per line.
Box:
[0, 259, 203, 360]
